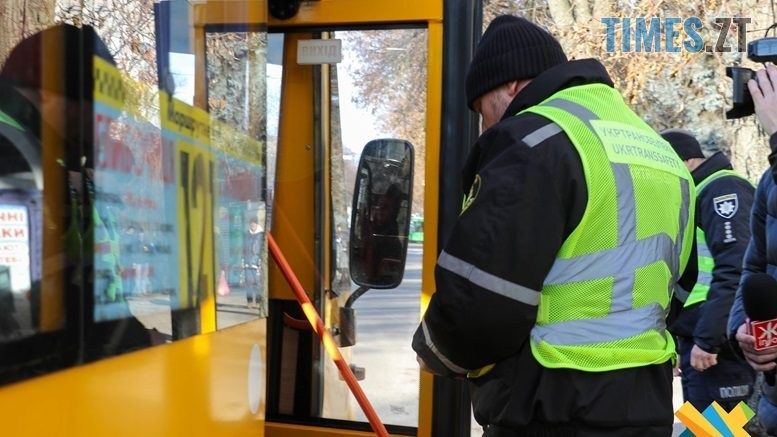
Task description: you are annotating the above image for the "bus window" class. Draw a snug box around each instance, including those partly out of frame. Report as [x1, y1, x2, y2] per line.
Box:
[78, 2, 188, 352]
[205, 28, 269, 328]
[4, 0, 269, 367]
[78, 0, 269, 349]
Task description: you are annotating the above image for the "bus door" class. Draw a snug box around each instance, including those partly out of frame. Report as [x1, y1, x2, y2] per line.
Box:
[193, 2, 443, 436]
[262, 4, 442, 434]
[263, 27, 425, 436]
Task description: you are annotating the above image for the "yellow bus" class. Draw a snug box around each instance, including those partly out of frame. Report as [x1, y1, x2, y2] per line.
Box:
[0, 0, 483, 435]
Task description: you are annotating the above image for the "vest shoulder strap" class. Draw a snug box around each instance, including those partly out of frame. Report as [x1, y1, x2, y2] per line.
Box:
[696, 169, 753, 193]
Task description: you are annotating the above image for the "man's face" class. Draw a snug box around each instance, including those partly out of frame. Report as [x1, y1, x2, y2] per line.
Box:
[249, 222, 258, 232]
[474, 87, 506, 133]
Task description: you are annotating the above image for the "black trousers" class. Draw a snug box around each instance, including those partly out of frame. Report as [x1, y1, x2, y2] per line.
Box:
[678, 336, 755, 412]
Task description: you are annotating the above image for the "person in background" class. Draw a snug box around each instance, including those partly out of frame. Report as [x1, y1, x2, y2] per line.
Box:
[663, 129, 755, 412]
[243, 217, 262, 308]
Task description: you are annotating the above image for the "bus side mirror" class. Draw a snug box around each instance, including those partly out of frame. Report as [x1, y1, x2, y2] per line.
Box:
[339, 139, 413, 348]
[348, 139, 414, 290]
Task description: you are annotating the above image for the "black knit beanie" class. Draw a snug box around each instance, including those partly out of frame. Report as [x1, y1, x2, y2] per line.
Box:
[465, 15, 567, 110]
[661, 129, 705, 161]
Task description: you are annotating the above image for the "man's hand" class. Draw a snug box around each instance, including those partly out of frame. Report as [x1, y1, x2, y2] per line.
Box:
[736, 322, 777, 371]
[749, 64, 777, 136]
[690, 344, 718, 371]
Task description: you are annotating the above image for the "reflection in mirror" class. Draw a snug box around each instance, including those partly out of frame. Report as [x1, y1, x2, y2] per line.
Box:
[349, 139, 413, 290]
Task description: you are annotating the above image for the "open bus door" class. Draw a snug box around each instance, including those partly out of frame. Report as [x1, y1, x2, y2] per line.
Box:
[193, 1, 444, 435]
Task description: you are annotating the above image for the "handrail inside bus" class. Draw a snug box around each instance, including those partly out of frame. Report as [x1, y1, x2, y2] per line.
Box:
[267, 233, 390, 437]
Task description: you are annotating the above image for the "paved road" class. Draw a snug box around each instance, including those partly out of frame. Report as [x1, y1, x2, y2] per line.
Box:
[348, 243, 423, 428]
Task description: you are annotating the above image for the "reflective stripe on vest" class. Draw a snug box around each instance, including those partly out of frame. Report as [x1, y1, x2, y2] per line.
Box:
[681, 170, 752, 307]
[523, 84, 694, 371]
[683, 229, 713, 307]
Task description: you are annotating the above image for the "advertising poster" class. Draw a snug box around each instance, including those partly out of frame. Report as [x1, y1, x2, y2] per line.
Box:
[0, 205, 29, 294]
[161, 92, 215, 314]
[92, 56, 180, 321]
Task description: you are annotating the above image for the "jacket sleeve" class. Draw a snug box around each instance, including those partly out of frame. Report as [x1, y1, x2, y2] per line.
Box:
[693, 177, 754, 353]
[412, 122, 580, 376]
[728, 170, 770, 343]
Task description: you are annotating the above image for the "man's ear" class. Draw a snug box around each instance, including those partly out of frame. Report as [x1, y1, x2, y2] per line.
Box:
[505, 81, 521, 97]
[506, 79, 531, 98]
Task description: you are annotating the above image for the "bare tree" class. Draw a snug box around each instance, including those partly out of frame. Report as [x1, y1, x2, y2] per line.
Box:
[485, 0, 773, 180]
[345, 1, 774, 186]
[343, 29, 427, 214]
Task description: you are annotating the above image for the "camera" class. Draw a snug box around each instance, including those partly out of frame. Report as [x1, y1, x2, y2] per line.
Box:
[727, 37, 777, 119]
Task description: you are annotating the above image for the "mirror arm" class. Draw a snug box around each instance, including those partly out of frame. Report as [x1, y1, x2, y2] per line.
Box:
[344, 285, 371, 309]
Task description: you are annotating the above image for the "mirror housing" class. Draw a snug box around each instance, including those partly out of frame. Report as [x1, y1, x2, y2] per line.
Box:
[348, 139, 414, 290]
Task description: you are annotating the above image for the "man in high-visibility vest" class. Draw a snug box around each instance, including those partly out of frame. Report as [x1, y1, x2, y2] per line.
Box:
[662, 129, 755, 412]
[412, 15, 695, 436]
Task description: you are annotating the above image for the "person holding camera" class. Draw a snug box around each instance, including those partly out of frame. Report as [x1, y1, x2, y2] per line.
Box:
[729, 64, 777, 433]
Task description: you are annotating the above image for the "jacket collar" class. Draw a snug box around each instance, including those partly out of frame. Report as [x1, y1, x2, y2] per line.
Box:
[500, 59, 615, 120]
[692, 152, 733, 186]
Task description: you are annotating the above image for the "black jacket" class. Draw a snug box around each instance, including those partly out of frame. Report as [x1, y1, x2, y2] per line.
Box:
[669, 153, 753, 354]
[729, 134, 777, 341]
[412, 59, 677, 430]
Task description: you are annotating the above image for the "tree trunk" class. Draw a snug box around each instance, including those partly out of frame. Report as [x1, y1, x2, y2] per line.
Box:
[546, 0, 574, 28]
[570, 0, 591, 23]
[0, 0, 55, 65]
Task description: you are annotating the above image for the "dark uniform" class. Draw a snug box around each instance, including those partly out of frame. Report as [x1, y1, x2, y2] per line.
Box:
[669, 152, 755, 411]
[412, 59, 685, 436]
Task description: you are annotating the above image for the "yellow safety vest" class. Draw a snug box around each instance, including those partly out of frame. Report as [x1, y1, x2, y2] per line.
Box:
[523, 84, 695, 371]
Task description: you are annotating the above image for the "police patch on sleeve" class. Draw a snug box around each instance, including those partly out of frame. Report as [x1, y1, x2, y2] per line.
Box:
[713, 193, 738, 219]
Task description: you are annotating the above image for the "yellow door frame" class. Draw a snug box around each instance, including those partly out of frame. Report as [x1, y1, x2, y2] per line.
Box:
[192, 1, 442, 436]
